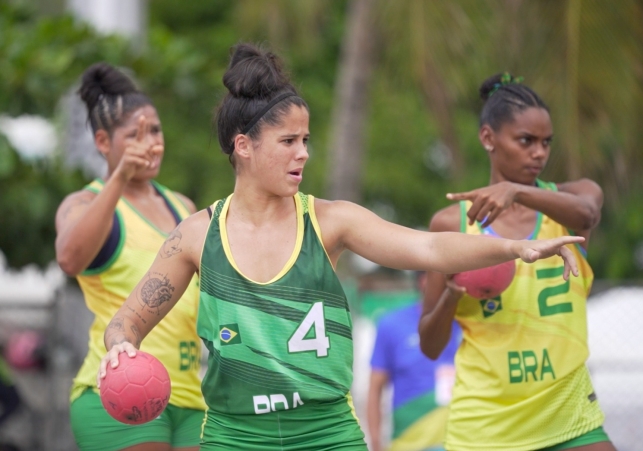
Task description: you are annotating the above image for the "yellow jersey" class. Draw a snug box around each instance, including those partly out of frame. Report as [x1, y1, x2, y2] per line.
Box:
[70, 179, 205, 411]
[445, 180, 604, 451]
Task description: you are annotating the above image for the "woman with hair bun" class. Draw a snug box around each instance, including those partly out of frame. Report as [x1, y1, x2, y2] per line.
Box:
[419, 73, 613, 451]
[56, 62, 205, 451]
[98, 48, 584, 450]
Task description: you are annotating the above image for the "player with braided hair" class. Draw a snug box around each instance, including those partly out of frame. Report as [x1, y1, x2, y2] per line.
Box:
[56, 63, 205, 451]
[419, 73, 613, 451]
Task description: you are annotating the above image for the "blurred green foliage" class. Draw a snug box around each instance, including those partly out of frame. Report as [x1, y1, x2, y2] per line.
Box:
[0, 0, 641, 279]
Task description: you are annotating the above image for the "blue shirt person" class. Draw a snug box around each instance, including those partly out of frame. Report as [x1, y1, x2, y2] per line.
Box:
[367, 273, 461, 451]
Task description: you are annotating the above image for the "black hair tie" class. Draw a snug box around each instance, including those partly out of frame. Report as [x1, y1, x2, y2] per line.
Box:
[241, 93, 296, 135]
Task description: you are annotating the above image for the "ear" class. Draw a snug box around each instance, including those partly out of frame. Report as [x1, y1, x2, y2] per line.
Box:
[233, 133, 253, 162]
[479, 125, 495, 153]
[94, 129, 111, 157]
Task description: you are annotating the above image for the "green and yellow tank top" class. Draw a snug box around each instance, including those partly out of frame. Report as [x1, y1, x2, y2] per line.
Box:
[198, 192, 358, 415]
[71, 179, 205, 411]
[445, 180, 604, 451]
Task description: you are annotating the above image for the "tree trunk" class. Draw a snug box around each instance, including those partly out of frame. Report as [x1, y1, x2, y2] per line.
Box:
[564, 0, 582, 180]
[410, 1, 464, 180]
[419, 59, 464, 180]
[326, 0, 376, 202]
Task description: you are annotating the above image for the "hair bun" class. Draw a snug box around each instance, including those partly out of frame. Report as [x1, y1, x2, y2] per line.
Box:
[479, 72, 522, 101]
[78, 62, 138, 111]
[222, 43, 290, 99]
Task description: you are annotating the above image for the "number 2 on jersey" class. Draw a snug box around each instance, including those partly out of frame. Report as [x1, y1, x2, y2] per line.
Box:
[288, 302, 330, 357]
[536, 266, 572, 316]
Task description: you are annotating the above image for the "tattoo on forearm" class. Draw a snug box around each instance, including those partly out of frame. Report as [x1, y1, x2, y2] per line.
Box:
[130, 324, 141, 348]
[106, 316, 129, 349]
[126, 305, 147, 324]
[160, 228, 183, 258]
[106, 316, 125, 332]
[138, 272, 175, 315]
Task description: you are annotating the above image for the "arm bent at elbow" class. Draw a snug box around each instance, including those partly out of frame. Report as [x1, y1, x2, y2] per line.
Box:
[98, 213, 207, 385]
[419, 272, 465, 359]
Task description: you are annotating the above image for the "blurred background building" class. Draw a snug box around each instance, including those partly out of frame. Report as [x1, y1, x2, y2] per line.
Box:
[0, 0, 642, 450]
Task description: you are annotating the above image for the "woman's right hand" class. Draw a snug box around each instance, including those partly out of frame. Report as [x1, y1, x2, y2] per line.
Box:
[96, 342, 138, 388]
[445, 274, 467, 301]
[114, 115, 164, 182]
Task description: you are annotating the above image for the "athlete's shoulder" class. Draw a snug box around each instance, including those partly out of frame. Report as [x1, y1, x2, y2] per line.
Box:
[180, 209, 211, 234]
[55, 189, 98, 229]
[170, 209, 211, 259]
[429, 203, 460, 232]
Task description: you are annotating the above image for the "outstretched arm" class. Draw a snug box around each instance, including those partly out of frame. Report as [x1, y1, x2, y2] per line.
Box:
[315, 199, 583, 276]
[446, 178, 603, 235]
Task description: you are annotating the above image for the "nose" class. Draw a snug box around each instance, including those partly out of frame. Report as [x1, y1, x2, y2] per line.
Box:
[296, 142, 309, 162]
[532, 141, 548, 160]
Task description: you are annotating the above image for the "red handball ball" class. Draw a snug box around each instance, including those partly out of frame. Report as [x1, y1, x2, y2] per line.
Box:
[453, 259, 516, 300]
[100, 351, 171, 425]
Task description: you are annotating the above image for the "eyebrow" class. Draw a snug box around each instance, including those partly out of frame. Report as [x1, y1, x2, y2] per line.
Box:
[280, 133, 310, 139]
[516, 131, 554, 139]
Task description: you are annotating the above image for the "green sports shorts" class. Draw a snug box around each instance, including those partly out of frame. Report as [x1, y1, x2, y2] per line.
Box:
[70, 388, 205, 451]
[200, 397, 367, 450]
[539, 426, 611, 451]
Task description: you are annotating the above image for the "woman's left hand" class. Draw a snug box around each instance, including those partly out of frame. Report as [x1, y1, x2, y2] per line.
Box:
[447, 181, 519, 227]
[517, 236, 583, 280]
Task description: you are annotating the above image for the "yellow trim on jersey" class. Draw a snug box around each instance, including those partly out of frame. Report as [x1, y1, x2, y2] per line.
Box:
[389, 406, 449, 451]
[219, 193, 304, 285]
[346, 392, 361, 425]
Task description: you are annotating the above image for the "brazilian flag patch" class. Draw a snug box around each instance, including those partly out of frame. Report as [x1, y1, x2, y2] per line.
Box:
[219, 324, 241, 345]
[480, 296, 502, 318]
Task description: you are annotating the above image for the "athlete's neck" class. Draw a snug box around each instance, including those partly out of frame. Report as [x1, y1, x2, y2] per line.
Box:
[230, 183, 296, 227]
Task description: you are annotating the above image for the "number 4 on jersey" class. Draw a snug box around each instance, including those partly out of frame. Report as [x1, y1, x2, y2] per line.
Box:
[288, 302, 330, 357]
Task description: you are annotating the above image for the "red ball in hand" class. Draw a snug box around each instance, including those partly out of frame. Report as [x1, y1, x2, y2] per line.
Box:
[100, 350, 171, 425]
[453, 260, 516, 300]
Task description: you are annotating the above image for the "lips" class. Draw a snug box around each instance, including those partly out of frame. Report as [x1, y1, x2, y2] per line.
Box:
[288, 168, 303, 182]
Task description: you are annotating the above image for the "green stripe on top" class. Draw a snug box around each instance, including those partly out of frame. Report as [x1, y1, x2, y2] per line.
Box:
[199, 269, 352, 339]
[247, 346, 349, 392]
[198, 192, 354, 415]
[536, 178, 558, 192]
[459, 201, 468, 233]
[200, 265, 349, 309]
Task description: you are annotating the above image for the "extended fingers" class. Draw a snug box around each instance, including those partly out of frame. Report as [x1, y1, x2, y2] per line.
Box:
[467, 196, 486, 225]
[475, 202, 495, 225]
[135, 115, 148, 142]
[446, 191, 473, 201]
[559, 246, 579, 278]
